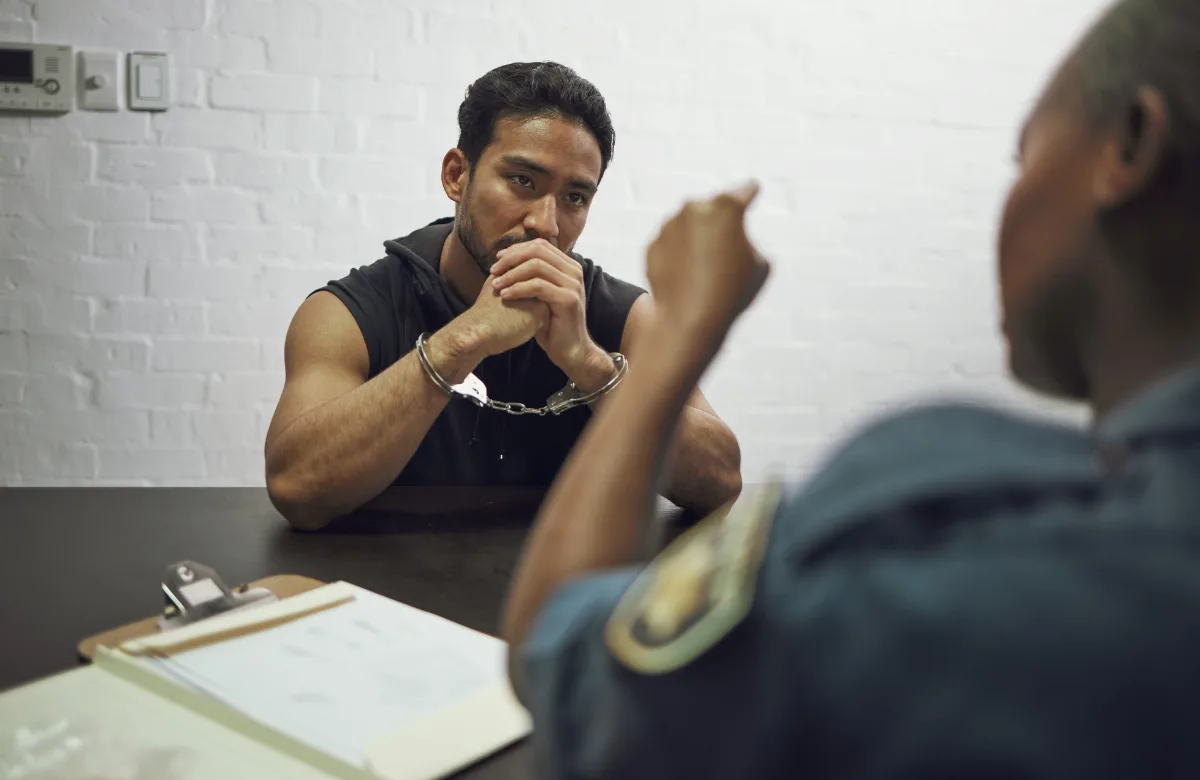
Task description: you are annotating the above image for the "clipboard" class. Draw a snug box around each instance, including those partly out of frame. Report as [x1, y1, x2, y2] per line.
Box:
[7, 576, 531, 780]
[77, 573, 326, 661]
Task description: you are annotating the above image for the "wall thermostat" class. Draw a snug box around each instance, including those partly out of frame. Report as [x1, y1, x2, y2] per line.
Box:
[0, 43, 72, 113]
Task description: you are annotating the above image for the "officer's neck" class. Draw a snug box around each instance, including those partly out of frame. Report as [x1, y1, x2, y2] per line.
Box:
[439, 229, 488, 308]
[1085, 304, 1200, 422]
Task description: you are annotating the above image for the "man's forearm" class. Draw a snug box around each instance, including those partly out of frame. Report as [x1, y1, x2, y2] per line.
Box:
[502, 323, 721, 651]
[266, 324, 484, 529]
[661, 408, 742, 514]
[582, 347, 742, 515]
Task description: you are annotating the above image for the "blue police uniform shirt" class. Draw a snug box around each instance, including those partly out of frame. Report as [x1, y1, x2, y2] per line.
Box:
[520, 364, 1200, 779]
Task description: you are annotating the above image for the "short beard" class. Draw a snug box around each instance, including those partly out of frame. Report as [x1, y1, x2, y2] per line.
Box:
[454, 193, 495, 276]
[455, 184, 539, 275]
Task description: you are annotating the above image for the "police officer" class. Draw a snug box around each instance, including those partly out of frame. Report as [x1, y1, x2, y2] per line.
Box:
[501, 0, 1200, 777]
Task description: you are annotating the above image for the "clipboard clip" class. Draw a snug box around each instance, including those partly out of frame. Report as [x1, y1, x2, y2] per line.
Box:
[157, 560, 279, 633]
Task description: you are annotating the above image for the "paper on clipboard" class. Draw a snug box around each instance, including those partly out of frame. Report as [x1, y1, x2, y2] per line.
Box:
[122, 582, 531, 778]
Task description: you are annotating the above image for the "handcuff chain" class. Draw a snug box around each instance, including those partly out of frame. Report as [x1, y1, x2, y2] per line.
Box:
[486, 399, 546, 416]
[415, 333, 627, 416]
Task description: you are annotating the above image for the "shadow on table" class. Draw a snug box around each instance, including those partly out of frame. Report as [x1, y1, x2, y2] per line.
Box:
[294, 486, 548, 534]
[279, 486, 697, 537]
[261, 486, 696, 587]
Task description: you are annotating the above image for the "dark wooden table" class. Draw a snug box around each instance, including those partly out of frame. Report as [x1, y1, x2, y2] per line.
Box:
[0, 487, 689, 779]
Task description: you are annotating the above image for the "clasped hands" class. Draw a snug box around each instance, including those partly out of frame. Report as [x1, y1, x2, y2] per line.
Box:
[456, 238, 613, 393]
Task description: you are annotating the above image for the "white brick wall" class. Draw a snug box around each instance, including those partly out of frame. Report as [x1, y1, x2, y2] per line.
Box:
[0, 0, 1103, 486]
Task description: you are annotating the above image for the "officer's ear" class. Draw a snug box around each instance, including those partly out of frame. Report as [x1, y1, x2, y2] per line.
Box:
[441, 148, 470, 205]
[1092, 86, 1172, 209]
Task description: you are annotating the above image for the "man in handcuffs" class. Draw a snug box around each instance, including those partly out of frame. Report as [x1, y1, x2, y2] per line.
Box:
[263, 62, 743, 530]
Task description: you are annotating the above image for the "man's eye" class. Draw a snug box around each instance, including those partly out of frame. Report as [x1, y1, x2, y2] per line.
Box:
[510, 175, 534, 188]
[567, 193, 589, 206]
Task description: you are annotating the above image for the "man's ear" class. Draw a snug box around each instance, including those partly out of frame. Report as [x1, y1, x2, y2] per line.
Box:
[441, 148, 470, 204]
[1094, 85, 1171, 208]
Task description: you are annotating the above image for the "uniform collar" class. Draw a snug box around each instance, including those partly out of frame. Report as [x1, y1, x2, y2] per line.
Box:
[1096, 363, 1200, 443]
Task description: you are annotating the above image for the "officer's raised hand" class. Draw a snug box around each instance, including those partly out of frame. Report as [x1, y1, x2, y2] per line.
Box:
[645, 181, 770, 342]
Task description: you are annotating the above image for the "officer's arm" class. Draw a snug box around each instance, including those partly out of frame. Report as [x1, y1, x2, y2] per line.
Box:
[615, 294, 743, 515]
[501, 315, 714, 702]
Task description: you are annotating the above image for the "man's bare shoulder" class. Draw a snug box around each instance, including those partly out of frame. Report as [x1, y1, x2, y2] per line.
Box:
[283, 291, 370, 380]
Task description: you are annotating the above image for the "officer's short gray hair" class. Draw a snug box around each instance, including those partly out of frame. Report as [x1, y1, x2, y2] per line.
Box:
[1057, 0, 1200, 302]
[1064, 0, 1200, 160]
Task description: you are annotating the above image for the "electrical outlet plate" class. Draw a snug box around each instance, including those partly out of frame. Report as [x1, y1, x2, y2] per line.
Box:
[127, 51, 168, 111]
[79, 50, 119, 111]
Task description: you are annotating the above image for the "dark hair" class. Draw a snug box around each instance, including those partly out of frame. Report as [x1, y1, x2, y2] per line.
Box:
[456, 61, 616, 178]
[1066, 0, 1200, 169]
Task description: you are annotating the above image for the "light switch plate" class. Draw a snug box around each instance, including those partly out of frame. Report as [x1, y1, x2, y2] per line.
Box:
[127, 51, 169, 111]
[79, 50, 120, 111]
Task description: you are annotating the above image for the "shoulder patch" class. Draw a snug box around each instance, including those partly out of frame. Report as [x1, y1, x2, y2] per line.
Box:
[605, 480, 784, 675]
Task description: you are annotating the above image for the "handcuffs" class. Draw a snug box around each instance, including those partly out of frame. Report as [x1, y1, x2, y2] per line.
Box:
[414, 332, 628, 416]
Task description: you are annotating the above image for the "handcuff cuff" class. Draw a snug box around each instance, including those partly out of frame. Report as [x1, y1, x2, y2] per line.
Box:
[414, 332, 628, 416]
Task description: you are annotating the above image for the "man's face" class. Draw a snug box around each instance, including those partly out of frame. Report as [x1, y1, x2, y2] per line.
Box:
[454, 113, 602, 274]
[996, 75, 1110, 400]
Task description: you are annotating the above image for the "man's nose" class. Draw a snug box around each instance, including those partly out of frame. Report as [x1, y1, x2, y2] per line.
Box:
[523, 195, 559, 241]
